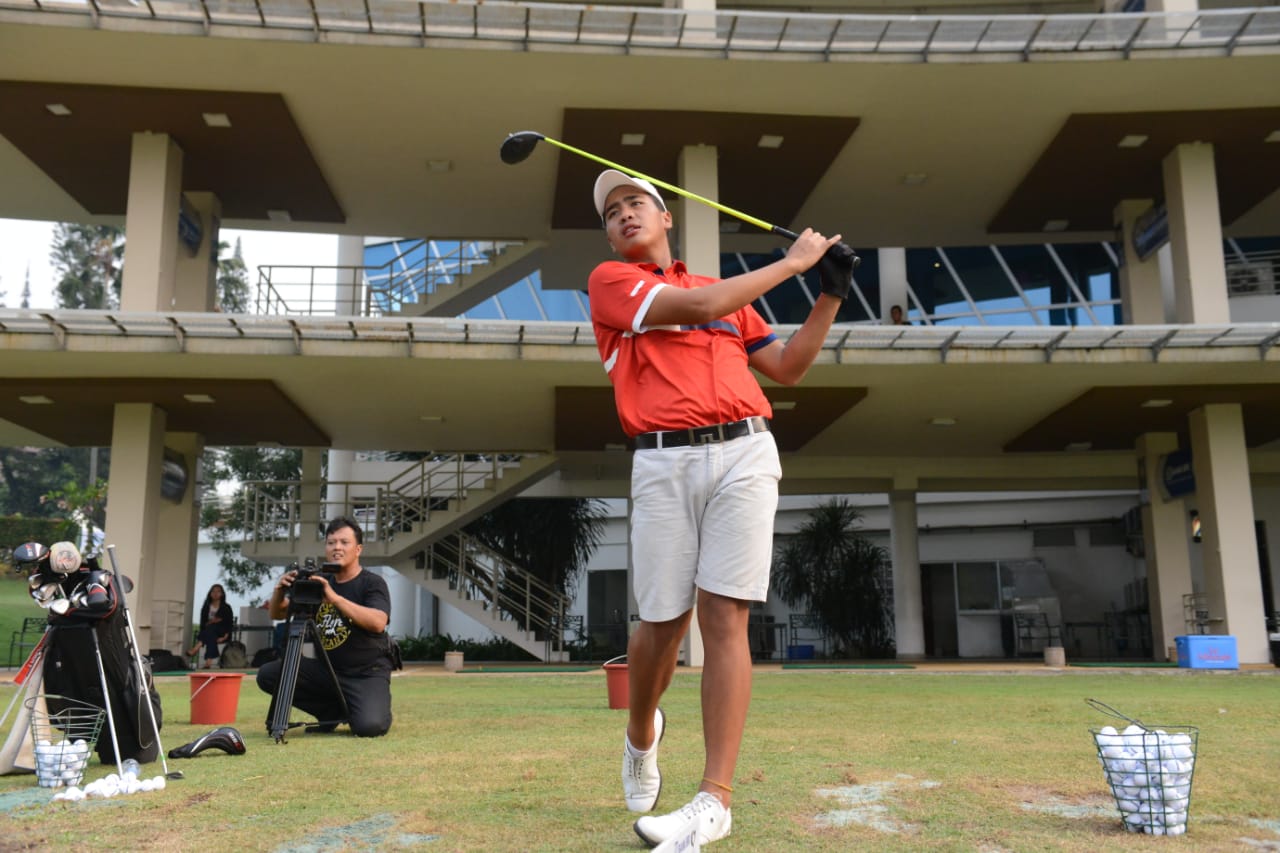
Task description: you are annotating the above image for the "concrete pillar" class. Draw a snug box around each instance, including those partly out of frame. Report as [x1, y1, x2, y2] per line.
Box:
[335, 235, 364, 316]
[1188, 404, 1270, 663]
[677, 145, 720, 280]
[173, 191, 221, 313]
[1137, 432, 1194, 661]
[151, 432, 204, 654]
[1113, 199, 1166, 325]
[675, 144, 720, 668]
[879, 248, 908, 324]
[121, 132, 183, 312]
[890, 486, 925, 659]
[325, 449, 355, 523]
[300, 448, 325, 545]
[668, 0, 717, 44]
[104, 403, 166, 650]
[1162, 143, 1230, 324]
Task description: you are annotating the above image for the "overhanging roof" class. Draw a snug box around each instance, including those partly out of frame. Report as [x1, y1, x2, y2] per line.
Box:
[3, 312, 1280, 486]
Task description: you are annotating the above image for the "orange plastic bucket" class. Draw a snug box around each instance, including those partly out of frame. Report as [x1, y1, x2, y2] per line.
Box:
[603, 656, 628, 710]
[188, 672, 244, 725]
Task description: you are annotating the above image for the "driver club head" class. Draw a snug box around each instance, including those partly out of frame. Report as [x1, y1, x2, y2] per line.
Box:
[13, 541, 48, 565]
[168, 726, 246, 759]
[499, 131, 545, 165]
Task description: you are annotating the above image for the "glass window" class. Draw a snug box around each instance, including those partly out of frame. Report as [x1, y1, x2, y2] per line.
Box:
[956, 562, 1000, 611]
[541, 287, 589, 322]
[495, 280, 540, 320]
[461, 298, 503, 320]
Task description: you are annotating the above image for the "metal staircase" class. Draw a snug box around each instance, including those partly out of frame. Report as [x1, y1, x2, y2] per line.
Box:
[241, 453, 559, 564]
[392, 241, 546, 317]
[254, 238, 545, 319]
[396, 531, 573, 662]
[239, 452, 567, 660]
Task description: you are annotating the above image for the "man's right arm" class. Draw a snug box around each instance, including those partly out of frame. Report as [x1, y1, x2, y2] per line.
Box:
[644, 229, 838, 327]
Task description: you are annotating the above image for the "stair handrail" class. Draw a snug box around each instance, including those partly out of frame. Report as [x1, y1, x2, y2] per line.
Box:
[254, 239, 525, 318]
[423, 531, 570, 655]
[239, 453, 536, 552]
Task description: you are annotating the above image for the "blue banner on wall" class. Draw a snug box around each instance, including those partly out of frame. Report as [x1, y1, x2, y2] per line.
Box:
[177, 194, 203, 256]
[1159, 449, 1195, 501]
[1132, 203, 1168, 262]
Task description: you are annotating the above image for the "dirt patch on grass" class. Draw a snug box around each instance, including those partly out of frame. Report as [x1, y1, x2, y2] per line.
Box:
[813, 774, 941, 834]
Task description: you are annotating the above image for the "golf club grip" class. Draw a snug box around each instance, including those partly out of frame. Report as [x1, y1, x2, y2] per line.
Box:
[775, 227, 863, 269]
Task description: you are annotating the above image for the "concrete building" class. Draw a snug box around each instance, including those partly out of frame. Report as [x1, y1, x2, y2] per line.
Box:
[2, 0, 1279, 664]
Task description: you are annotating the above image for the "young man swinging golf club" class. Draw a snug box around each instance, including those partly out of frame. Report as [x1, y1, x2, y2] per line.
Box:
[588, 169, 856, 847]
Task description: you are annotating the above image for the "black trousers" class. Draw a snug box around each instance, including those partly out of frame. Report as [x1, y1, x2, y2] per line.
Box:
[195, 624, 228, 661]
[256, 655, 392, 737]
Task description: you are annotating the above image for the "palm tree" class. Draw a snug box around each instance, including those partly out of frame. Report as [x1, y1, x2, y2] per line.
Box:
[772, 498, 895, 658]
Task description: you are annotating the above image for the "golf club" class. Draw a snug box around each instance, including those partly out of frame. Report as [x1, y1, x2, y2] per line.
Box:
[500, 130, 860, 266]
[105, 544, 183, 781]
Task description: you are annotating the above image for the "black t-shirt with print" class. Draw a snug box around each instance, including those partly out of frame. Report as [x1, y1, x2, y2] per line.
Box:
[309, 569, 392, 675]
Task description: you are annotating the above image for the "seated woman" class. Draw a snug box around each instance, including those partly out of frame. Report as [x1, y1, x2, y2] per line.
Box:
[188, 583, 234, 669]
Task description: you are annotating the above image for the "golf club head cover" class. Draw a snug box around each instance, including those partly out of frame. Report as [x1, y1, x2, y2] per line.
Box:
[818, 242, 857, 301]
[168, 726, 247, 759]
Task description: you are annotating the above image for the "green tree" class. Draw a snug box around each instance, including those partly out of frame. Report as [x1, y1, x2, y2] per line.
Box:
[0, 447, 100, 518]
[771, 498, 895, 658]
[465, 497, 607, 604]
[200, 446, 303, 598]
[217, 237, 251, 313]
[51, 223, 124, 309]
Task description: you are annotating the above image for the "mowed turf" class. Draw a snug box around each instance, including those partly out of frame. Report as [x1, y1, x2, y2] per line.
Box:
[1, 665, 1278, 851]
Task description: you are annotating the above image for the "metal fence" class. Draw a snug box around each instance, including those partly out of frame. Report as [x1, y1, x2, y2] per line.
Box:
[2, 1, 1278, 61]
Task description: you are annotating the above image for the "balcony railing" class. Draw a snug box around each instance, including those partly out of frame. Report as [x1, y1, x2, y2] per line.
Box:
[254, 239, 524, 317]
[2, 1, 1277, 62]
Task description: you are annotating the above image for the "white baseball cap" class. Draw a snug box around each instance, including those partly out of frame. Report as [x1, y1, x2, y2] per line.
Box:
[593, 169, 667, 220]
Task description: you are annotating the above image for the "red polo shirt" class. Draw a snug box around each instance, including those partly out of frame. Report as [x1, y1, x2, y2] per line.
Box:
[588, 259, 777, 437]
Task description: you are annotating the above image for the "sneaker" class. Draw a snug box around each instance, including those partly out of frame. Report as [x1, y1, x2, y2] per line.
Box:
[634, 791, 732, 848]
[622, 707, 666, 812]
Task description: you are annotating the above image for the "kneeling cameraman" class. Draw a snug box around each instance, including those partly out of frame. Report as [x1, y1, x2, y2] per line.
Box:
[256, 517, 395, 737]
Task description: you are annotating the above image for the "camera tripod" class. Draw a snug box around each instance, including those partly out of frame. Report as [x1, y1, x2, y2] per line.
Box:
[266, 606, 349, 744]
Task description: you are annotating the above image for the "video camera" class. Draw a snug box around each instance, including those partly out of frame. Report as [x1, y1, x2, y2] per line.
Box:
[286, 557, 336, 615]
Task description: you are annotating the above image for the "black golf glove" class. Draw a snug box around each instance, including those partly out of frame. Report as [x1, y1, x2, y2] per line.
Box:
[818, 242, 858, 301]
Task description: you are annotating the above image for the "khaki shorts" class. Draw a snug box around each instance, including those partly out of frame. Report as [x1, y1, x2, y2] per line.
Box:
[630, 431, 781, 622]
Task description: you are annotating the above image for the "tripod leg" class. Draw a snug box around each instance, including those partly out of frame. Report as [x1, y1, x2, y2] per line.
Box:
[306, 620, 350, 728]
[268, 617, 308, 743]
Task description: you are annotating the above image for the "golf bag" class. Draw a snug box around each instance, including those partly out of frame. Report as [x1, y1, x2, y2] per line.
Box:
[37, 559, 163, 767]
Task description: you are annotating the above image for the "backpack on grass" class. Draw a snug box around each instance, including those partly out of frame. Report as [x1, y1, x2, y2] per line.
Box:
[219, 641, 248, 669]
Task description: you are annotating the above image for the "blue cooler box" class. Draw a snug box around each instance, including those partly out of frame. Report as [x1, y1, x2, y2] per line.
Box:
[1175, 635, 1238, 670]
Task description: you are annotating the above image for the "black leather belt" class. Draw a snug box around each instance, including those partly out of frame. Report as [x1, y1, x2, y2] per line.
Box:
[634, 417, 770, 450]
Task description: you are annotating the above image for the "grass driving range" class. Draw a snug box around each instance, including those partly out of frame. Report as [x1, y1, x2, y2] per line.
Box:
[3, 651, 1279, 851]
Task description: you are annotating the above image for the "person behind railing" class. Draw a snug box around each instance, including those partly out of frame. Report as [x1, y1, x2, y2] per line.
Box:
[255, 517, 397, 737]
[187, 583, 234, 669]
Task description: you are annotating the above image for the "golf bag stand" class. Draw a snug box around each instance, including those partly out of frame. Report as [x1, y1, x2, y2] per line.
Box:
[266, 611, 349, 743]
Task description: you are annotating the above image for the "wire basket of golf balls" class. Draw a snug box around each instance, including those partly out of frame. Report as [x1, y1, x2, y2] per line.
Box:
[25, 695, 105, 789]
[1087, 698, 1198, 837]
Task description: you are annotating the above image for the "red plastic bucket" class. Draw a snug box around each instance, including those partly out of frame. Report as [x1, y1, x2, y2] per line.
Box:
[188, 672, 244, 725]
[603, 656, 628, 710]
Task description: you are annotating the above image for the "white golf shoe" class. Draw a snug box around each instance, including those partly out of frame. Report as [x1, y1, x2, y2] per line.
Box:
[622, 707, 665, 812]
[634, 790, 732, 848]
